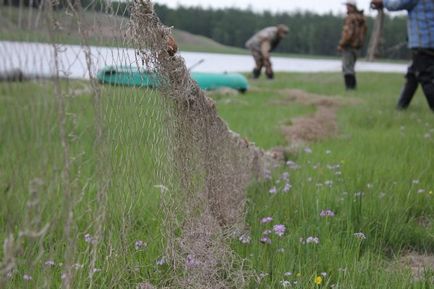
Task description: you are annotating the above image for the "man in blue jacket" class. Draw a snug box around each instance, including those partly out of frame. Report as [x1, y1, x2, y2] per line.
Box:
[371, 0, 434, 111]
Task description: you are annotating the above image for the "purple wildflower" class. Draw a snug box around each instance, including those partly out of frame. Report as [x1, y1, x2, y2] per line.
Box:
[269, 186, 277, 194]
[273, 224, 286, 237]
[260, 216, 273, 224]
[260, 236, 272, 244]
[320, 209, 335, 217]
[186, 254, 199, 268]
[283, 183, 292, 193]
[84, 233, 96, 244]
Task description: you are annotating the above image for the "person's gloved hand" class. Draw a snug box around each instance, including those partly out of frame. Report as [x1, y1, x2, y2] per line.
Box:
[370, 0, 384, 10]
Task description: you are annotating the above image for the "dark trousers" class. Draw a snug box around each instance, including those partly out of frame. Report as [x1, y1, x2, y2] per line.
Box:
[397, 49, 434, 111]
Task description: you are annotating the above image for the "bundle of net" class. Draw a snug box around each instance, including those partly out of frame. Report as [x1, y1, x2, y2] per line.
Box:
[127, 1, 275, 288]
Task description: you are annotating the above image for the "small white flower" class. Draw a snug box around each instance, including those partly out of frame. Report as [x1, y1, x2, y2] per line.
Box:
[156, 257, 166, 266]
[286, 160, 300, 170]
[325, 180, 333, 187]
[354, 192, 364, 197]
[304, 147, 312, 154]
[321, 272, 328, 277]
[92, 268, 101, 273]
[135, 240, 147, 250]
[84, 234, 94, 243]
[45, 260, 55, 267]
[281, 172, 290, 181]
[280, 280, 291, 287]
[263, 229, 272, 235]
[353, 232, 366, 240]
[284, 272, 293, 276]
[23, 274, 32, 281]
[305, 236, 320, 244]
[72, 263, 83, 270]
[239, 234, 251, 244]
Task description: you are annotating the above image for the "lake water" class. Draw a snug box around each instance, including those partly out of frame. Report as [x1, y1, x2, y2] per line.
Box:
[0, 41, 408, 79]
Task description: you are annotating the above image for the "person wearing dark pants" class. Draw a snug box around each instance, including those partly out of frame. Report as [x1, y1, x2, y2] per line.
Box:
[245, 24, 289, 79]
[337, 0, 367, 90]
[371, 0, 434, 112]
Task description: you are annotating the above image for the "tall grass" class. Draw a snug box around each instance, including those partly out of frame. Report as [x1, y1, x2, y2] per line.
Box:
[1, 72, 433, 288]
[223, 73, 433, 288]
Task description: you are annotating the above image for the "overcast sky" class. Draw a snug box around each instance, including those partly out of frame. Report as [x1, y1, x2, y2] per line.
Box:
[152, 0, 380, 15]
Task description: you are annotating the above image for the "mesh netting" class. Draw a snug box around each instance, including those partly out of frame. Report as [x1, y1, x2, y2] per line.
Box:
[0, 1, 274, 288]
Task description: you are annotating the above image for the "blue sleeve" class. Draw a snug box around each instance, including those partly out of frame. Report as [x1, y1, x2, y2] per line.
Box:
[384, 0, 419, 11]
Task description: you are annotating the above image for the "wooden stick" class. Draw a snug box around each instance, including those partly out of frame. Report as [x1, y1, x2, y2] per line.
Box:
[367, 8, 385, 61]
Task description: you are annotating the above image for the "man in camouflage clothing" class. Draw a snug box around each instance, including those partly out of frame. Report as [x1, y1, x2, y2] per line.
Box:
[338, 0, 367, 90]
[245, 24, 289, 79]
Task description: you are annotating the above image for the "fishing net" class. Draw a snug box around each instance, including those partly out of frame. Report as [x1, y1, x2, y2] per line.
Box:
[0, 1, 273, 288]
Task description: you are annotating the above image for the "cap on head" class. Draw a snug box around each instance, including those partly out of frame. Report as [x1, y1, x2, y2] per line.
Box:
[277, 24, 289, 34]
[343, 0, 357, 7]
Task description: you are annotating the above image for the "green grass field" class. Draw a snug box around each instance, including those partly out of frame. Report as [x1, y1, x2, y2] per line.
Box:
[0, 72, 433, 288]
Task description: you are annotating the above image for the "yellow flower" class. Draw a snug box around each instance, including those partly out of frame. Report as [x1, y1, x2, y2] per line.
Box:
[314, 276, 323, 285]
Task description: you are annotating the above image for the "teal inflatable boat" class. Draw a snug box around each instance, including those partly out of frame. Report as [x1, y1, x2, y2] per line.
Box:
[96, 66, 248, 93]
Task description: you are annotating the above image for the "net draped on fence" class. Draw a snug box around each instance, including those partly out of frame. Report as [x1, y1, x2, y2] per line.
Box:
[0, 0, 275, 288]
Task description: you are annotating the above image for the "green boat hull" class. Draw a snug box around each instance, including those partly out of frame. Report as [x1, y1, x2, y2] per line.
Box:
[96, 66, 248, 93]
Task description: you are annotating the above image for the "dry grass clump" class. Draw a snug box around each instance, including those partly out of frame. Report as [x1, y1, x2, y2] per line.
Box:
[277, 89, 360, 146]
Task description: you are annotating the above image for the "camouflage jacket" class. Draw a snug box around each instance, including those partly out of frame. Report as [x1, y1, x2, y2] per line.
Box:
[338, 11, 367, 49]
[245, 27, 281, 57]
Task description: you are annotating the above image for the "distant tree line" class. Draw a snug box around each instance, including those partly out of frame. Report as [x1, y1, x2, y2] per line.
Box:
[154, 4, 410, 59]
[3, 0, 410, 59]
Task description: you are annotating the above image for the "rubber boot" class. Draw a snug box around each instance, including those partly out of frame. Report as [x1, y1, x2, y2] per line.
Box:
[253, 68, 261, 79]
[396, 74, 418, 110]
[351, 74, 357, 90]
[344, 74, 354, 90]
[266, 71, 274, 80]
[421, 82, 434, 112]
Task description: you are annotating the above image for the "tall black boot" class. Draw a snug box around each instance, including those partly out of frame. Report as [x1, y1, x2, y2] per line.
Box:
[266, 70, 274, 79]
[421, 83, 434, 112]
[397, 73, 418, 110]
[344, 74, 355, 90]
[351, 74, 357, 89]
[253, 68, 261, 79]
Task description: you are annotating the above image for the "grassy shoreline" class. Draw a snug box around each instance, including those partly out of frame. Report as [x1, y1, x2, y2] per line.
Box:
[1, 72, 433, 288]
